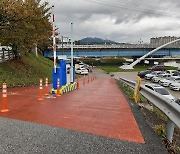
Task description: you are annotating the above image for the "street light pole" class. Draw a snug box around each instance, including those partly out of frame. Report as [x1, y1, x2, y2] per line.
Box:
[52, 5, 56, 73]
[61, 35, 64, 55]
[70, 23, 74, 83]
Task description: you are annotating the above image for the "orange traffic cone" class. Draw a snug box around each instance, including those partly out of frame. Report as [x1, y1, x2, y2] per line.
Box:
[87, 75, 89, 84]
[38, 78, 44, 101]
[56, 78, 61, 96]
[83, 74, 85, 86]
[1, 83, 9, 112]
[77, 78, 79, 89]
[44, 77, 49, 96]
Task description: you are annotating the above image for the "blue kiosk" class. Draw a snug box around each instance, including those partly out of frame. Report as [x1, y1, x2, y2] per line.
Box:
[51, 58, 76, 94]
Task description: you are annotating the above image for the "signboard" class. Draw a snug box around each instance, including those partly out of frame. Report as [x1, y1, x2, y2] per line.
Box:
[58, 55, 67, 60]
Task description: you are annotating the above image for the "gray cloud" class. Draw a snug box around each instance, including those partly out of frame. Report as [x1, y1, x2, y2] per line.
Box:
[42, 0, 180, 43]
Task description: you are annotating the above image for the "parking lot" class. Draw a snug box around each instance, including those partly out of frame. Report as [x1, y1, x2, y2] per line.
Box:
[112, 72, 180, 99]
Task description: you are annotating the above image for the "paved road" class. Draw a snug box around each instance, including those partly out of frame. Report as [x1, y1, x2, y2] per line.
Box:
[112, 72, 180, 99]
[0, 69, 168, 153]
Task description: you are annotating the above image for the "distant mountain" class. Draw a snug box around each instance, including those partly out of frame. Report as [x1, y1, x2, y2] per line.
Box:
[78, 37, 117, 45]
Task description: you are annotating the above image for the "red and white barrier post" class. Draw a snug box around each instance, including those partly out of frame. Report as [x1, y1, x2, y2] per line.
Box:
[83, 74, 85, 86]
[44, 77, 49, 96]
[38, 78, 44, 101]
[77, 78, 79, 89]
[56, 78, 61, 96]
[1, 83, 9, 112]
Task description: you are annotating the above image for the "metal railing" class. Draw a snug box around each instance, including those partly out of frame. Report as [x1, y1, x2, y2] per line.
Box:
[119, 77, 180, 142]
[60, 44, 180, 49]
[0, 46, 14, 63]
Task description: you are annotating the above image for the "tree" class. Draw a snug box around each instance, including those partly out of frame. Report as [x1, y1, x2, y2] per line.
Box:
[0, 0, 53, 58]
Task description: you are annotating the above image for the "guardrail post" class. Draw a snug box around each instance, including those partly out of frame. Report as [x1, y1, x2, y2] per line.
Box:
[166, 118, 175, 143]
[133, 76, 141, 103]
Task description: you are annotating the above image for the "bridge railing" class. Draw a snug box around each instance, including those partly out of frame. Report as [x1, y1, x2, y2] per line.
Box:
[61, 44, 180, 49]
[119, 77, 180, 142]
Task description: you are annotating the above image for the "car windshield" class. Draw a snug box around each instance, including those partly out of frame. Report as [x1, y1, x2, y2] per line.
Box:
[158, 74, 163, 77]
[151, 72, 156, 75]
[155, 88, 170, 95]
[165, 77, 174, 80]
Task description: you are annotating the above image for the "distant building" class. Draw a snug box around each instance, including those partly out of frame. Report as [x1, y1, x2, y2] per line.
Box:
[150, 36, 180, 47]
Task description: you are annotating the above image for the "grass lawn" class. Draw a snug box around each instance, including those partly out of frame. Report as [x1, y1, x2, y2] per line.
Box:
[97, 65, 149, 73]
[0, 53, 53, 87]
[97, 65, 178, 73]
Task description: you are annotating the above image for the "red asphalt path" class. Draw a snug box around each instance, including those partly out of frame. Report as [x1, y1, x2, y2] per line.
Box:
[0, 77, 144, 143]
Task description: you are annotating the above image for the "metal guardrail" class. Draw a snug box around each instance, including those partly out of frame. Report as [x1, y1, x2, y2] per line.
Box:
[0, 46, 14, 63]
[119, 77, 180, 142]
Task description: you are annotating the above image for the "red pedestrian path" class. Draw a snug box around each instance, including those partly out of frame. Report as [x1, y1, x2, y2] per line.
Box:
[0, 77, 144, 143]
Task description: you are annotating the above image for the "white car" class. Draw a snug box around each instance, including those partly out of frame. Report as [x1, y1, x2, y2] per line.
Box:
[145, 84, 174, 100]
[75, 68, 88, 75]
[159, 76, 180, 87]
[145, 71, 164, 80]
[166, 70, 178, 75]
[151, 74, 171, 83]
[169, 81, 180, 91]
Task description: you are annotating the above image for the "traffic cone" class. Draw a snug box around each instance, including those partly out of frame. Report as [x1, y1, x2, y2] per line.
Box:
[44, 77, 49, 96]
[87, 75, 89, 84]
[1, 83, 9, 112]
[38, 78, 44, 101]
[77, 78, 79, 89]
[83, 74, 85, 86]
[56, 78, 61, 96]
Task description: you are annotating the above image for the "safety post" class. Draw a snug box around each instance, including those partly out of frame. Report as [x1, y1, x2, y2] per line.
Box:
[77, 78, 79, 89]
[56, 78, 61, 96]
[133, 76, 141, 103]
[83, 74, 85, 86]
[38, 78, 44, 101]
[87, 75, 89, 84]
[1, 83, 9, 112]
[44, 77, 49, 96]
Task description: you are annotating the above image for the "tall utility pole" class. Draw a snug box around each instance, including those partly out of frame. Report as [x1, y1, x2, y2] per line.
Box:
[70, 23, 74, 83]
[52, 5, 56, 73]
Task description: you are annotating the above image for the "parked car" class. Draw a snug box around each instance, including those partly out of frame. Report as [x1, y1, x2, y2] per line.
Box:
[175, 98, 180, 105]
[166, 70, 178, 75]
[75, 68, 88, 75]
[82, 64, 93, 72]
[148, 65, 165, 71]
[159, 76, 180, 87]
[137, 70, 152, 78]
[169, 81, 180, 91]
[145, 71, 164, 80]
[144, 83, 174, 100]
[172, 71, 180, 76]
[151, 73, 171, 83]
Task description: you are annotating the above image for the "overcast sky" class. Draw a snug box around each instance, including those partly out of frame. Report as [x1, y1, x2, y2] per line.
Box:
[43, 0, 180, 43]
